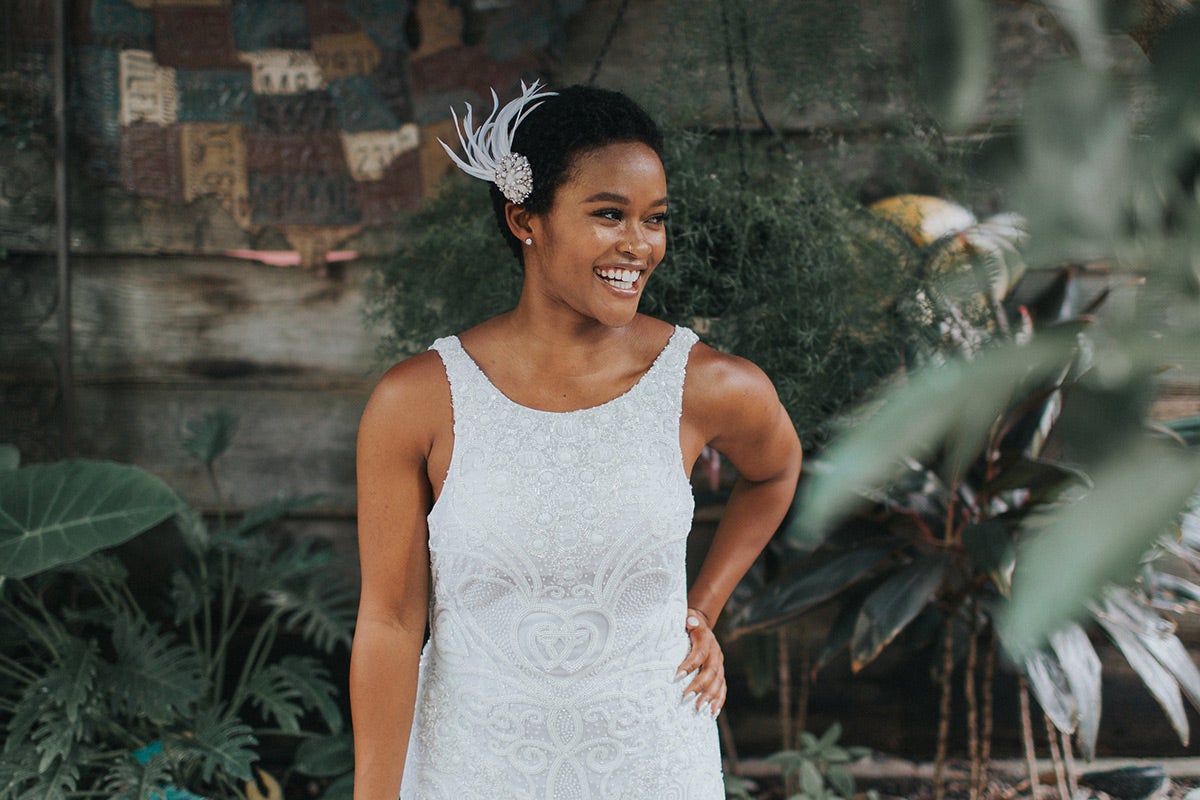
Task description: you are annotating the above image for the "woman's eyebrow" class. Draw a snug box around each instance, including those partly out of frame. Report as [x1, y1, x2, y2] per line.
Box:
[583, 191, 669, 206]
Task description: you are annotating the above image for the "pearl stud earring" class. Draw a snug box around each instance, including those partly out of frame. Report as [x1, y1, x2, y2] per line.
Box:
[524, 237, 533, 245]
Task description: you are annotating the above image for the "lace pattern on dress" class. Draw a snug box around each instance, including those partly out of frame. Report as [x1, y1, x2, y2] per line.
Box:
[402, 326, 723, 800]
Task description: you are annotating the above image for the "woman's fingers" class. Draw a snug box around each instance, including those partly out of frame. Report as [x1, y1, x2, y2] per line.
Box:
[677, 611, 726, 715]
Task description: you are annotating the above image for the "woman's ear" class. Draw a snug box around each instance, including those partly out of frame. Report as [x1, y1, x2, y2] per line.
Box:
[505, 203, 535, 244]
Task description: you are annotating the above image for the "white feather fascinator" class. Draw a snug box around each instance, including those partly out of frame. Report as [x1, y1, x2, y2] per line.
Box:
[438, 80, 557, 204]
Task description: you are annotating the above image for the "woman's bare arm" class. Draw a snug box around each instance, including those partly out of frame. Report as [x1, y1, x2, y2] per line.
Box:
[351, 353, 447, 800]
[677, 345, 803, 713]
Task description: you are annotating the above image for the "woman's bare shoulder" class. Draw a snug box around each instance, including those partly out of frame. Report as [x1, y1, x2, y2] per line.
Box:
[359, 350, 451, 453]
[684, 340, 779, 411]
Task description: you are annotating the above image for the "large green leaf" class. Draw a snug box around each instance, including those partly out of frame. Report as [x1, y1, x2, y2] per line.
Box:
[1048, 623, 1102, 759]
[0, 460, 183, 579]
[1002, 440, 1200, 653]
[294, 733, 353, 778]
[850, 556, 948, 671]
[794, 334, 1078, 540]
[1013, 61, 1131, 267]
[727, 547, 892, 637]
[912, 0, 993, 131]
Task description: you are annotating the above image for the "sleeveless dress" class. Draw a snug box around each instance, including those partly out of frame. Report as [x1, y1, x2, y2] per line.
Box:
[400, 325, 724, 800]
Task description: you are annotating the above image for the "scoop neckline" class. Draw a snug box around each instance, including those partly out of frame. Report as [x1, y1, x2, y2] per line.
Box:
[447, 325, 684, 416]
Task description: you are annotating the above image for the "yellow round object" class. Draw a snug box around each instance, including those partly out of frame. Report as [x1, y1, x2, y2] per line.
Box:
[868, 194, 977, 247]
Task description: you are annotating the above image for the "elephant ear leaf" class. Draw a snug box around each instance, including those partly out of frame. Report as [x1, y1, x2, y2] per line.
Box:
[0, 460, 184, 579]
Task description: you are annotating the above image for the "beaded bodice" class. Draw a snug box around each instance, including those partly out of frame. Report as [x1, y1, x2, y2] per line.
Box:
[399, 325, 723, 800]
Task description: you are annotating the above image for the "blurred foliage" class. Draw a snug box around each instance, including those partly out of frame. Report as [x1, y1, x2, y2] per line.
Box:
[727, 0, 1200, 772]
[0, 415, 355, 800]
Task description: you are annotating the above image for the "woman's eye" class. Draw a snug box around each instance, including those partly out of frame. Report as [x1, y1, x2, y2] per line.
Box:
[594, 208, 623, 221]
[647, 212, 668, 225]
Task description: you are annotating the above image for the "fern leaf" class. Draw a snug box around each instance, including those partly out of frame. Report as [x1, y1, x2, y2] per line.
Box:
[43, 636, 100, 726]
[108, 614, 203, 722]
[169, 568, 208, 626]
[245, 665, 305, 735]
[174, 508, 210, 559]
[101, 752, 174, 800]
[0, 743, 41, 798]
[19, 754, 79, 800]
[275, 656, 343, 734]
[8, 639, 98, 771]
[267, 581, 356, 654]
[32, 712, 79, 774]
[169, 708, 257, 783]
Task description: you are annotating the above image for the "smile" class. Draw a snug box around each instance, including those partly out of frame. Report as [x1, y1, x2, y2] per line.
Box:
[594, 267, 643, 291]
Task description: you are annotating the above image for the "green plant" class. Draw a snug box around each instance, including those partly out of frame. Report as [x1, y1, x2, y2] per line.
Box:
[0, 412, 356, 800]
[764, 723, 876, 800]
[730, 0, 1200, 795]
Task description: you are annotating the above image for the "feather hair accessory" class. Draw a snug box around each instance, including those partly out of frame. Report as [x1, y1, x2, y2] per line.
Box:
[438, 80, 557, 204]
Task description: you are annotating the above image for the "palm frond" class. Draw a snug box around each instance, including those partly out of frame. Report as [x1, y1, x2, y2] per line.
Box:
[4, 638, 98, 772]
[274, 656, 343, 733]
[168, 569, 208, 627]
[168, 708, 257, 783]
[266, 580, 356, 654]
[17, 754, 79, 800]
[245, 664, 305, 734]
[107, 614, 203, 722]
[101, 751, 174, 800]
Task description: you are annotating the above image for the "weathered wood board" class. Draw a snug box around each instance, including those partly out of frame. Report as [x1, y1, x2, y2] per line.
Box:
[73, 381, 369, 515]
[8, 255, 382, 383]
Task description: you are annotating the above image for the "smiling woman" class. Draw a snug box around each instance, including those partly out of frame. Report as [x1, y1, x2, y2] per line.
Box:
[351, 84, 803, 800]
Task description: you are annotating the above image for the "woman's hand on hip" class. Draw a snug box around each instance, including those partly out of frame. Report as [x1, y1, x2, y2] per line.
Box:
[676, 607, 726, 718]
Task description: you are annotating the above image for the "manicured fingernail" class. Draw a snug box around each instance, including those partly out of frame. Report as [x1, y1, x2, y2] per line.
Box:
[711, 705, 721, 718]
[683, 691, 697, 702]
[698, 700, 711, 714]
[687, 615, 700, 627]
[674, 669, 686, 681]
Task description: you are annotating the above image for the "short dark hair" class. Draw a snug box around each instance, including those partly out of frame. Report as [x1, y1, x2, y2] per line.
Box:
[488, 84, 665, 262]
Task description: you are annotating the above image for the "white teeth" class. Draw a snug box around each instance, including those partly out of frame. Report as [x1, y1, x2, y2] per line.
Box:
[596, 267, 641, 290]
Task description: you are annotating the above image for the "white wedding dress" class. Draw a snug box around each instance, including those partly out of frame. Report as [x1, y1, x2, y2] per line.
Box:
[399, 325, 724, 800]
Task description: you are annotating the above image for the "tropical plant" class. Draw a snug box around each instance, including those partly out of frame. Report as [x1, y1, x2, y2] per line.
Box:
[727, 1, 1200, 797]
[0, 411, 356, 800]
